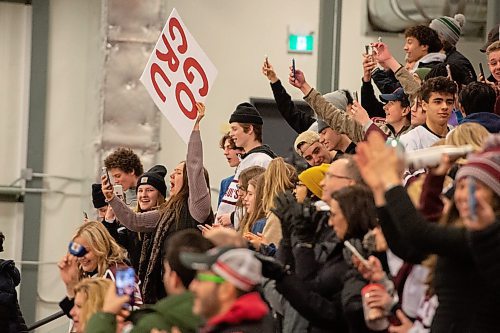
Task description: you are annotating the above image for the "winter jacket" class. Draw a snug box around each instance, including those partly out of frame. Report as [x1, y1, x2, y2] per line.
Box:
[85, 291, 202, 333]
[200, 292, 273, 333]
[0, 260, 28, 333]
[445, 48, 477, 84]
[460, 112, 500, 133]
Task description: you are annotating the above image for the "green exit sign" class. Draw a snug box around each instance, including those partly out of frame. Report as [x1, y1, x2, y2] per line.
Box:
[288, 34, 314, 53]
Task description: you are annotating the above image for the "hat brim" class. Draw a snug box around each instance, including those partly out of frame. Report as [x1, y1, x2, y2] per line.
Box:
[180, 247, 232, 271]
[379, 93, 400, 103]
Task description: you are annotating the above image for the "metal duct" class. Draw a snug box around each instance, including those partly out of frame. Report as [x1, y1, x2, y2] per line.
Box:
[98, 0, 165, 172]
[367, 0, 487, 35]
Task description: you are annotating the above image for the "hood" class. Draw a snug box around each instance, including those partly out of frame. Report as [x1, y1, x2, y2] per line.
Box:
[412, 52, 446, 71]
[205, 292, 268, 329]
[0, 259, 21, 286]
[240, 144, 277, 159]
[460, 112, 500, 133]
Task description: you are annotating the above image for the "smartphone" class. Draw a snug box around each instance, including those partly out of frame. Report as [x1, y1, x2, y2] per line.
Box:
[116, 267, 135, 309]
[365, 45, 370, 55]
[83, 211, 88, 219]
[197, 224, 205, 231]
[113, 184, 124, 200]
[377, 36, 382, 43]
[292, 58, 296, 79]
[344, 240, 372, 269]
[479, 63, 485, 81]
[101, 167, 112, 189]
[265, 55, 269, 67]
[446, 64, 452, 79]
[353, 91, 359, 102]
[468, 178, 477, 221]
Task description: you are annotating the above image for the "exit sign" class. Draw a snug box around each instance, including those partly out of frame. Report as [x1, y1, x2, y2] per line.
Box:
[288, 34, 313, 53]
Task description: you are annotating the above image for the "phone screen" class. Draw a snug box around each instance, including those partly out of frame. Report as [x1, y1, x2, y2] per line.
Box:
[102, 167, 112, 189]
[116, 267, 135, 308]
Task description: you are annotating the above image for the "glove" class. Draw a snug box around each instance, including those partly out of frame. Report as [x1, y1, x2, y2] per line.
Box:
[254, 252, 286, 281]
[271, 191, 296, 243]
[290, 198, 317, 243]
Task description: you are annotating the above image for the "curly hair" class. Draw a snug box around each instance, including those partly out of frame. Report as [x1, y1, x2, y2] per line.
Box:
[405, 25, 442, 53]
[459, 81, 497, 115]
[420, 77, 457, 102]
[104, 148, 143, 176]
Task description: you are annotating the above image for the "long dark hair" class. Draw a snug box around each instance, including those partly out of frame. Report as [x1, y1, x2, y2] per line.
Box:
[331, 185, 378, 240]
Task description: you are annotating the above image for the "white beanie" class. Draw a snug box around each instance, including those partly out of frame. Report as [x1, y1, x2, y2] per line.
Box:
[429, 14, 466, 46]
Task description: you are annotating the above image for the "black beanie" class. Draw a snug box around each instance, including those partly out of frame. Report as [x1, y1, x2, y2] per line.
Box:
[229, 102, 263, 125]
[136, 165, 167, 198]
[92, 183, 107, 209]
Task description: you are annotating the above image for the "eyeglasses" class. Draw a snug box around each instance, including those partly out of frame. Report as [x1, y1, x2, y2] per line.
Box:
[196, 273, 225, 284]
[325, 172, 352, 181]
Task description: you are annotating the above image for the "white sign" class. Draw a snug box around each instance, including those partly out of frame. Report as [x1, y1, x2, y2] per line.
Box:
[140, 8, 218, 143]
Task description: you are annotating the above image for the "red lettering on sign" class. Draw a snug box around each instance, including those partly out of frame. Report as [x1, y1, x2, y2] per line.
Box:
[150, 63, 172, 103]
[168, 17, 188, 54]
[156, 34, 180, 72]
[183, 57, 208, 97]
[175, 82, 197, 119]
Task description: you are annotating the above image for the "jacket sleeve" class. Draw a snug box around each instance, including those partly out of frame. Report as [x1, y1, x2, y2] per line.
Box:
[304, 88, 364, 143]
[186, 130, 212, 223]
[384, 186, 471, 259]
[59, 296, 74, 318]
[394, 66, 421, 104]
[108, 196, 160, 233]
[360, 80, 385, 118]
[85, 312, 117, 333]
[371, 68, 401, 94]
[467, 220, 500, 291]
[261, 213, 283, 247]
[419, 173, 446, 222]
[271, 80, 315, 133]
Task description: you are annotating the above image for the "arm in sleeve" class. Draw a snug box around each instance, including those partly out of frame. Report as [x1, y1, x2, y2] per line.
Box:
[108, 196, 159, 233]
[468, 220, 500, 291]
[371, 68, 401, 94]
[394, 66, 421, 104]
[419, 173, 446, 222]
[360, 80, 385, 118]
[304, 88, 364, 143]
[186, 130, 211, 223]
[271, 80, 315, 133]
[384, 186, 470, 258]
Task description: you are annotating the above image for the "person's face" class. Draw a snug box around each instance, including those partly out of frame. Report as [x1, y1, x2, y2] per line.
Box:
[189, 271, 222, 320]
[320, 160, 354, 202]
[74, 236, 98, 272]
[223, 139, 242, 168]
[328, 199, 348, 240]
[403, 37, 428, 63]
[488, 49, 500, 82]
[384, 101, 408, 126]
[454, 177, 494, 220]
[97, 206, 108, 219]
[110, 168, 136, 191]
[69, 291, 86, 333]
[229, 123, 251, 149]
[319, 127, 342, 151]
[244, 184, 256, 214]
[137, 184, 160, 211]
[410, 99, 426, 126]
[300, 141, 331, 166]
[422, 92, 454, 127]
[169, 163, 185, 196]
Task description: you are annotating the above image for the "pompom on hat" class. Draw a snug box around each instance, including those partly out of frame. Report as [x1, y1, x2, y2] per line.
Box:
[429, 14, 466, 46]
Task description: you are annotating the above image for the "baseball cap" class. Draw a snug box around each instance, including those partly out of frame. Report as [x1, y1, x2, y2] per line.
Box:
[180, 247, 262, 291]
[480, 24, 500, 53]
[379, 87, 410, 107]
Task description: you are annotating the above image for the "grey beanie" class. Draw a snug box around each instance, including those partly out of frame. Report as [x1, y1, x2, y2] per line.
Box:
[322, 90, 348, 111]
[429, 14, 466, 46]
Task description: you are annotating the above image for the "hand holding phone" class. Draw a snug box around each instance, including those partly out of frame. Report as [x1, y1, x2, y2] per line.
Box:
[479, 63, 485, 82]
[116, 267, 135, 309]
[344, 240, 372, 269]
[353, 91, 359, 102]
[102, 167, 113, 190]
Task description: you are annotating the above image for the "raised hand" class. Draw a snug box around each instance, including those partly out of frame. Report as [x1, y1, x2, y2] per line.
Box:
[101, 283, 130, 315]
[193, 102, 206, 131]
[349, 100, 371, 127]
[362, 54, 377, 82]
[262, 57, 278, 83]
[101, 174, 114, 201]
[57, 253, 80, 297]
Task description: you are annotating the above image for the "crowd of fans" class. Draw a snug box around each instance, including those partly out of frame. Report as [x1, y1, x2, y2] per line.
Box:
[1, 15, 500, 333]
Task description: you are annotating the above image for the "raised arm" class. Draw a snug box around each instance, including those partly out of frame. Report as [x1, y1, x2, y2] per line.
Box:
[187, 102, 212, 223]
[289, 68, 364, 143]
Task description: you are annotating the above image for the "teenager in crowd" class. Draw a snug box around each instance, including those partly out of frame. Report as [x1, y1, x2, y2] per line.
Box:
[102, 102, 213, 304]
[218, 133, 244, 208]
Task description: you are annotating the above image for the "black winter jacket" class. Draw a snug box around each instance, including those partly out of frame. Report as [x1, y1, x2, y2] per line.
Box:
[0, 260, 28, 333]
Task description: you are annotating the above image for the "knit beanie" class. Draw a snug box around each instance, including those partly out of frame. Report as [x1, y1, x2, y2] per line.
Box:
[455, 145, 500, 197]
[322, 90, 348, 111]
[298, 163, 330, 198]
[229, 102, 263, 125]
[294, 130, 320, 156]
[92, 183, 107, 209]
[429, 14, 466, 46]
[316, 119, 331, 133]
[136, 165, 168, 198]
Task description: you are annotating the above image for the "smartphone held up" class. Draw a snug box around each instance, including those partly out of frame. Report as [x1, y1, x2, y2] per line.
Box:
[116, 266, 136, 310]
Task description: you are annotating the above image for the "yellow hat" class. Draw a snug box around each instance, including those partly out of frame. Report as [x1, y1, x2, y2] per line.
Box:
[298, 163, 330, 199]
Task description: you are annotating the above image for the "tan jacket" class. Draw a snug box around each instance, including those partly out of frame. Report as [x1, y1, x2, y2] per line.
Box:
[394, 66, 421, 106]
[262, 212, 282, 246]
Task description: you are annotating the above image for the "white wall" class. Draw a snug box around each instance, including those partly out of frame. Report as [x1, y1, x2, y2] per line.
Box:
[0, 1, 487, 331]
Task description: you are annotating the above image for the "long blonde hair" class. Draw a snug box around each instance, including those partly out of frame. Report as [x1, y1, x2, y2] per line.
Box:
[73, 278, 112, 332]
[262, 157, 297, 214]
[73, 221, 127, 278]
[239, 174, 266, 234]
[446, 123, 490, 151]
